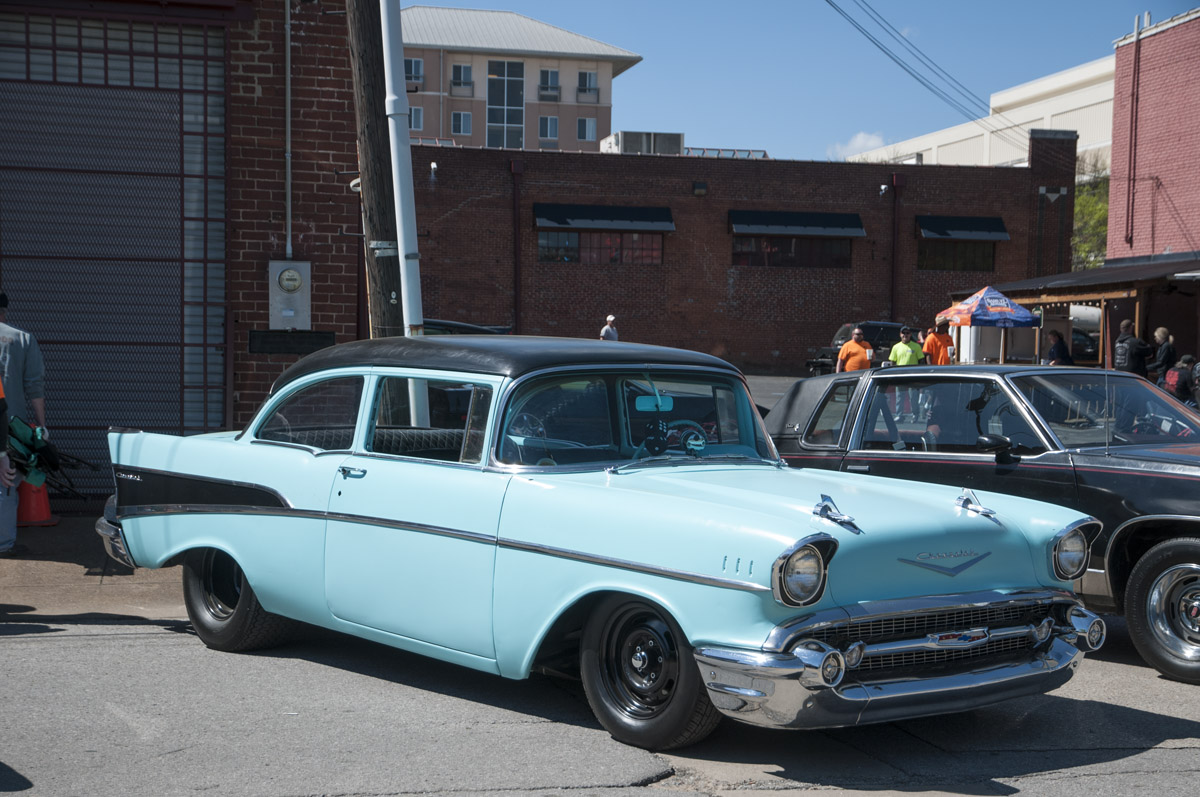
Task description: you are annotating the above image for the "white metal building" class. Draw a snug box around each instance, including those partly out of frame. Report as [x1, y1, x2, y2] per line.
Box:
[849, 56, 1114, 173]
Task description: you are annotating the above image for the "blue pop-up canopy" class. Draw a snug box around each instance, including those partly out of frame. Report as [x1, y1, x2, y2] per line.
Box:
[936, 286, 1040, 328]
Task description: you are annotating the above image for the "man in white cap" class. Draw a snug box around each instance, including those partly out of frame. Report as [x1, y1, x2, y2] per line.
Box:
[600, 314, 618, 341]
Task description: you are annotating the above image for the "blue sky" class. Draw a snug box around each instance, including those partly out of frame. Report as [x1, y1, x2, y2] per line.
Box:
[406, 0, 1198, 161]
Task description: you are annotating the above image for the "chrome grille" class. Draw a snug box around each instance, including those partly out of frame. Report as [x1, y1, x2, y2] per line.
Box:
[802, 602, 1054, 681]
[856, 635, 1031, 673]
[806, 603, 1052, 646]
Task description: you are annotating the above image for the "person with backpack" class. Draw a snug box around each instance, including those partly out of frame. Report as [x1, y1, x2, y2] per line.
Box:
[1164, 354, 1197, 406]
[1113, 319, 1153, 378]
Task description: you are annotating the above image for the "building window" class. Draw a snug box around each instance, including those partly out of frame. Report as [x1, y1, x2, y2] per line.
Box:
[577, 117, 597, 142]
[539, 68, 559, 101]
[487, 60, 523, 148]
[916, 240, 995, 271]
[538, 231, 663, 265]
[451, 64, 471, 86]
[731, 236, 852, 268]
[409, 106, 423, 131]
[539, 116, 558, 140]
[452, 111, 471, 135]
[577, 70, 598, 102]
[404, 58, 423, 83]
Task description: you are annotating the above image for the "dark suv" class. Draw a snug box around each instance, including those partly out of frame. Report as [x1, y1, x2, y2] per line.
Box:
[805, 321, 906, 376]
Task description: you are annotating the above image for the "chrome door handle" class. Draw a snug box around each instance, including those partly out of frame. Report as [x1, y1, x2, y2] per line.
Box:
[338, 466, 367, 479]
[846, 465, 871, 473]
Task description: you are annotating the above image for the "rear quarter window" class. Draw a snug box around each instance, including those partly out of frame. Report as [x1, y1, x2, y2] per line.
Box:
[803, 381, 856, 446]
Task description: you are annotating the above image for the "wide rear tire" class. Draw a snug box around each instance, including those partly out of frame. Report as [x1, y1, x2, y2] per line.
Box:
[580, 595, 720, 750]
[182, 548, 294, 652]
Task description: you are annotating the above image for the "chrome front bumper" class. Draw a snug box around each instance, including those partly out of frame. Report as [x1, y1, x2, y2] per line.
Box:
[694, 601, 1104, 730]
[95, 508, 135, 569]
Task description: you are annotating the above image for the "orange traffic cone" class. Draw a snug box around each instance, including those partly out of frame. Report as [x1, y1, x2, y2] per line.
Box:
[16, 480, 59, 527]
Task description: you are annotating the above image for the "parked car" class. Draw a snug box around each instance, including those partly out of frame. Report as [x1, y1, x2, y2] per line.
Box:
[97, 337, 1105, 749]
[806, 321, 906, 376]
[766, 364, 1200, 683]
[423, 318, 508, 335]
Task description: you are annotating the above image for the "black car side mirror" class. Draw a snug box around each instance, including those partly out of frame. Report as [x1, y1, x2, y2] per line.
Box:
[977, 433, 1018, 464]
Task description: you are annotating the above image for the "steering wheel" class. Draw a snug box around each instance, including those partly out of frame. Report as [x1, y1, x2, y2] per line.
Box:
[667, 419, 708, 451]
[510, 412, 546, 438]
[1131, 415, 1195, 439]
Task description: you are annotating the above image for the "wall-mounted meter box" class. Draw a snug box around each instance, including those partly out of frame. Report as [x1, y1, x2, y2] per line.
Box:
[268, 260, 312, 330]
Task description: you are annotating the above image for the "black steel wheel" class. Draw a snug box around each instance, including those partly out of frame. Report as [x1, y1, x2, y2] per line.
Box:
[580, 595, 720, 750]
[182, 548, 295, 652]
[1126, 537, 1200, 684]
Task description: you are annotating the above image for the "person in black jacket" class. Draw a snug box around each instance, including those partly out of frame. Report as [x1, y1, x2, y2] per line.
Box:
[1113, 319, 1153, 377]
[1152, 326, 1178, 385]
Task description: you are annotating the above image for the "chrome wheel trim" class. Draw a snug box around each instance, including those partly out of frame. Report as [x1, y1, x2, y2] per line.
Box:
[1146, 563, 1200, 661]
[201, 549, 243, 621]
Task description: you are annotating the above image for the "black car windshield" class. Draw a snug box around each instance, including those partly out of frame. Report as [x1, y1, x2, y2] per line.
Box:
[497, 370, 778, 467]
[1011, 372, 1200, 448]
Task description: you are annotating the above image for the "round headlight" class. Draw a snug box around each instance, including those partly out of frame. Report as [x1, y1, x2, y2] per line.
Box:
[782, 545, 825, 605]
[1053, 528, 1089, 580]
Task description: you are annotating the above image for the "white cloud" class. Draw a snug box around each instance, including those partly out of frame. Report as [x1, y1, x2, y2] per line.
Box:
[828, 131, 885, 160]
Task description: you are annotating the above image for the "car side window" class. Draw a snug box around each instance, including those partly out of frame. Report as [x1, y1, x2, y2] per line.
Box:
[499, 376, 615, 466]
[368, 377, 493, 463]
[257, 377, 364, 450]
[803, 381, 855, 446]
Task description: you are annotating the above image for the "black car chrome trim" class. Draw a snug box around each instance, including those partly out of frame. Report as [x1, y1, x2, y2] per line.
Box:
[499, 537, 771, 593]
[763, 588, 1079, 652]
[1101, 514, 1200, 575]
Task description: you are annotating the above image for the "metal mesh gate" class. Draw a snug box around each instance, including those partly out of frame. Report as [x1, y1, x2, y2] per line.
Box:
[0, 11, 229, 509]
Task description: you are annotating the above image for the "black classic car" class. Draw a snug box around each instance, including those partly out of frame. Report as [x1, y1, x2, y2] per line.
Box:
[765, 364, 1200, 683]
[805, 321, 907, 376]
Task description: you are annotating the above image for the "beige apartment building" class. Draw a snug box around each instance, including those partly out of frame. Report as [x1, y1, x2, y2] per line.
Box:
[399, 6, 640, 152]
[849, 55, 1114, 173]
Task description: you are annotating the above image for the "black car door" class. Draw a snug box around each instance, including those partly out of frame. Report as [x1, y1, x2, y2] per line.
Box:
[838, 374, 1077, 506]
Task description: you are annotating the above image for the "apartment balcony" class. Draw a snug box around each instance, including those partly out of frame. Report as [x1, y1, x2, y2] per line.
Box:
[449, 79, 473, 98]
[576, 86, 599, 103]
[538, 84, 560, 102]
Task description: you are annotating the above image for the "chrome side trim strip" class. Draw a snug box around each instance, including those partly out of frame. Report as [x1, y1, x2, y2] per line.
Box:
[113, 504, 767, 593]
[497, 537, 771, 594]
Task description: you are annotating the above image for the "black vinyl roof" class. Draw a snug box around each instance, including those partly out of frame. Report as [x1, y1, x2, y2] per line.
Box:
[272, 335, 739, 392]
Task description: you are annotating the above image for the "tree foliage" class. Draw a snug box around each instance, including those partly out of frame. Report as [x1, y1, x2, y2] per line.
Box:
[1072, 153, 1109, 270]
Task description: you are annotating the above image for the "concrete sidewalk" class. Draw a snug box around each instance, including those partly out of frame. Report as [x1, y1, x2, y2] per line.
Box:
[0, 513, 186, 624]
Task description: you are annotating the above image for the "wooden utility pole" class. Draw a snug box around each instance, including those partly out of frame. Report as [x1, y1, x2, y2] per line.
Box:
[346, 0, 405, 338]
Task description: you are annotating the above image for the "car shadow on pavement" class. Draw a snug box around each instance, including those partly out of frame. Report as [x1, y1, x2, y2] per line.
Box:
[667, 691, 1200, 794]
[0, 605, 189, 638]
[248, 625, 600, 732]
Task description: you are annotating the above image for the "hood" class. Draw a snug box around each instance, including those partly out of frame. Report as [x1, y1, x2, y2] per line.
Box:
[561, 465, 1085, 605]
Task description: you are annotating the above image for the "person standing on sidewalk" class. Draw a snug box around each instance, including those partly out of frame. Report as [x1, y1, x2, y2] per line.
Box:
[836, 327, 873, 372]
[0, 291, 47, 557]
[600, 314, 618, 341]
[1113, 319, 1153, 378]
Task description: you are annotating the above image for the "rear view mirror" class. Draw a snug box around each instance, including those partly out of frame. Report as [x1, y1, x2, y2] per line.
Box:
[635, 394, 674, 412]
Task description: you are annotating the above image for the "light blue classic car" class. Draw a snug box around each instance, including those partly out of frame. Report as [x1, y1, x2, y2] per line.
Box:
[97, 336, 1106, 750]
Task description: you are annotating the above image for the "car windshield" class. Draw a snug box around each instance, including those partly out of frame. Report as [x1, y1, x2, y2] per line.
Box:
[497, 370, 778, 468]
[1010, 371, 1200, 448]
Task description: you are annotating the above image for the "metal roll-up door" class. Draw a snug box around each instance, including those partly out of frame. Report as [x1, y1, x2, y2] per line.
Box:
[0, 11, 229, 508]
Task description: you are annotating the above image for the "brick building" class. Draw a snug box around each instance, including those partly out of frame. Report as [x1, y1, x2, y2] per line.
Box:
[1108, 8, 1200, 260]
[0, 0, 1074, 503]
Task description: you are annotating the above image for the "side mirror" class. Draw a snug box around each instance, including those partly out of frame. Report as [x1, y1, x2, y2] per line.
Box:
[976, 433, 1018, 463]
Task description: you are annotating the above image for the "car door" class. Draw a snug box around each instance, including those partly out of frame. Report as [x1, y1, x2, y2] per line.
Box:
[324, 372, 508, 658]
[839, 374, 1077, 506]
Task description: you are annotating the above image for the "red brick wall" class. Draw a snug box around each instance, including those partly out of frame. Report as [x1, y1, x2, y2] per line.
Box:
[225, 1, 1075, 422]
[1109, 13, 1200, 259]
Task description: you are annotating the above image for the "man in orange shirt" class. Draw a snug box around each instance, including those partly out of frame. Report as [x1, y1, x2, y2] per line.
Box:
[836, 327, 873, 372]
[922, 322, 955, 365]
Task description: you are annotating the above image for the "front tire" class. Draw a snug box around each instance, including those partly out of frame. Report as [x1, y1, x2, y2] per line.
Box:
[580, 595, 720, 750]
[1125, 537, 1200, 684]
[182, 549, 294, 652]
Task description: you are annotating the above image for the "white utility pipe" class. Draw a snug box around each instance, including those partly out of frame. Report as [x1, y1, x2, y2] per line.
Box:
[380, 0, 428, 426]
